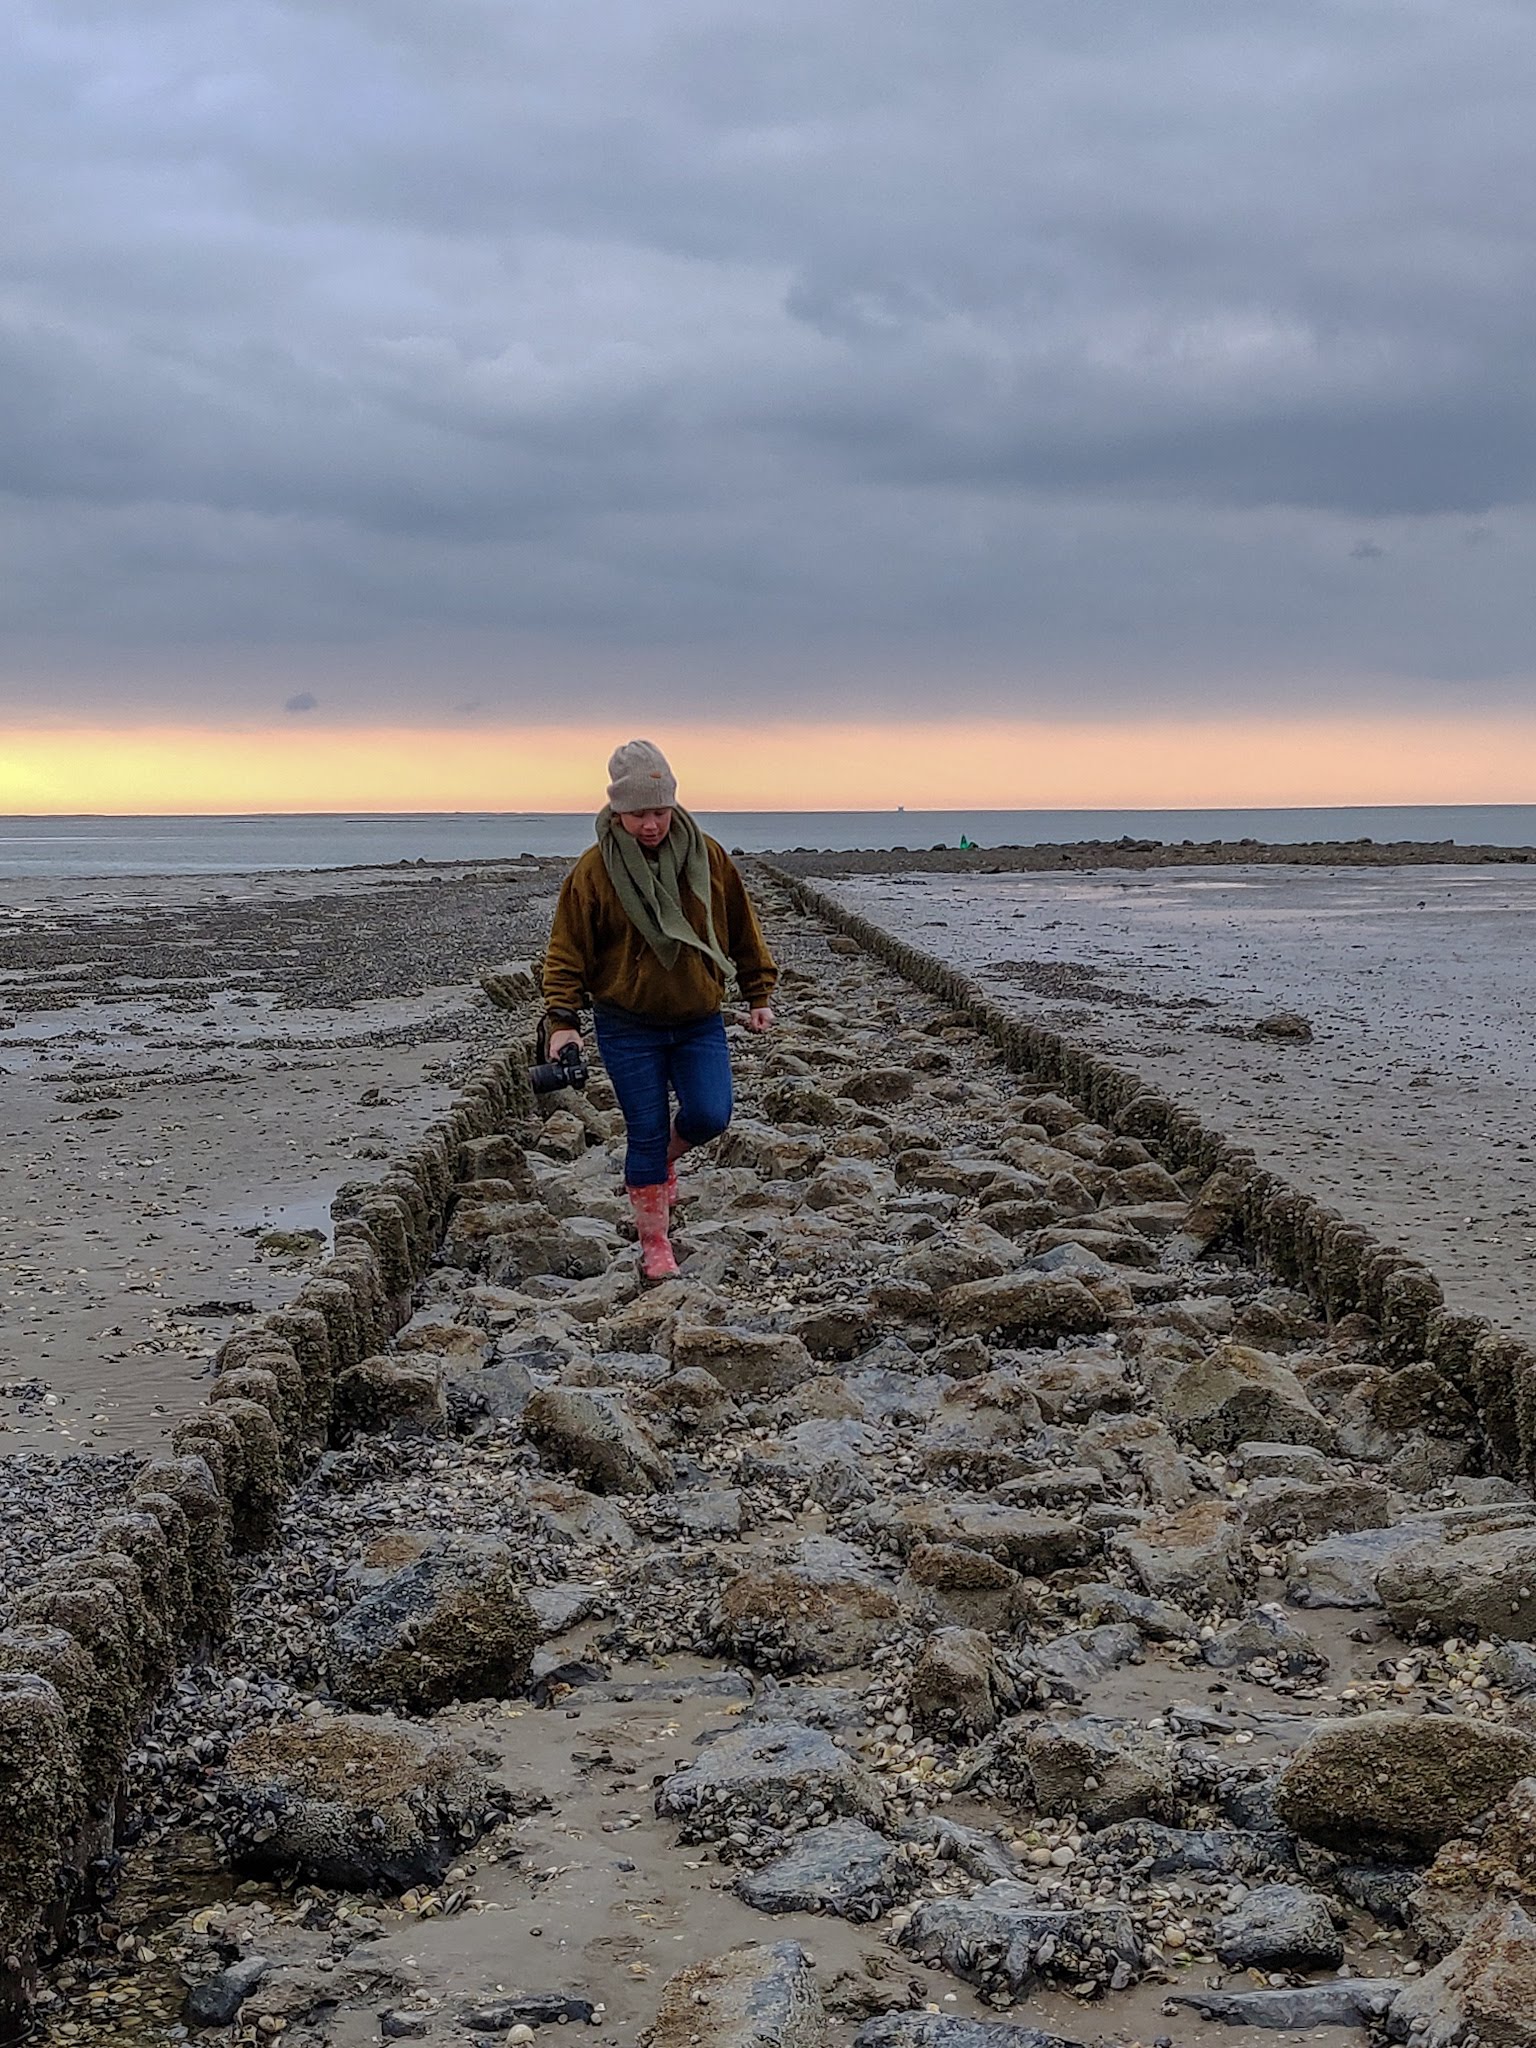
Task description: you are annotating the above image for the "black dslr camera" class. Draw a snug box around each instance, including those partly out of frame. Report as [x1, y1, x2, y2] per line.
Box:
[529, 1041, 590, 1094]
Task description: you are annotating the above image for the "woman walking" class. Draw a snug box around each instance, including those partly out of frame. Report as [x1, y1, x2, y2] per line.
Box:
[542, 740, 778, 1279]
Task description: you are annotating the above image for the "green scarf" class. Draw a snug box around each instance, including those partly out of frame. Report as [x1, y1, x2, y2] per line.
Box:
[596, 804, 734, 976]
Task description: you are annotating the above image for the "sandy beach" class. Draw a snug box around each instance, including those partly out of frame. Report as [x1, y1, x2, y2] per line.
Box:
[16, 862, 1534, 2048]
[823, 862, 1536, 1346]
[0, 860, 560, 1456]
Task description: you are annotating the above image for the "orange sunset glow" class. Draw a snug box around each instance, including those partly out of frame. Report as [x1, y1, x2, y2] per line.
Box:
[4, 714, 1536, 816]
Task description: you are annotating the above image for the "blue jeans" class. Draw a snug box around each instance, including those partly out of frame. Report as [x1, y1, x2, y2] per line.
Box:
[593, 1008, 734, 1188]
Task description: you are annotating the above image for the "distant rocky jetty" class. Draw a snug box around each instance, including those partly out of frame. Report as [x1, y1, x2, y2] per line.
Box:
[767, 834, 1536, 876]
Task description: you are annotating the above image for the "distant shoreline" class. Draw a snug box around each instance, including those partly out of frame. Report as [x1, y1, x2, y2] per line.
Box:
[12, 838, 1536, 887]
[762, 835, 1536, 875]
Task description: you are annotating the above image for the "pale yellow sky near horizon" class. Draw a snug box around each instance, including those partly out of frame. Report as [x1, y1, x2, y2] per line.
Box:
[4, 714, 1536, 814]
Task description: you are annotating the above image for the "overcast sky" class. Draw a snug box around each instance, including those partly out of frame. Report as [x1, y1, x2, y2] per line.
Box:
[4, 0, 1535, 727]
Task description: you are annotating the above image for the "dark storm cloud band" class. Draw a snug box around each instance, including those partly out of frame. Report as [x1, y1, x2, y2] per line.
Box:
[2, 0, 1535, 721]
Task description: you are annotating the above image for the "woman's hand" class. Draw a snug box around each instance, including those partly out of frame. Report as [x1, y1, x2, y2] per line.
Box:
[747, 1006, 775, 1034]
[547, 1027, 584, 1058]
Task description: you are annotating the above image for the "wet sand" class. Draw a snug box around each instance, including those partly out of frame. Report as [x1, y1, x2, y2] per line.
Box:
[12, 858, 1530, 2048]
[829, 862, 1536, 1344]
[0, 861, 559, 1454]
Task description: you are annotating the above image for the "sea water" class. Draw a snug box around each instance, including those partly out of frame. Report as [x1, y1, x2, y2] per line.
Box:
[4, 806, 1536, 879]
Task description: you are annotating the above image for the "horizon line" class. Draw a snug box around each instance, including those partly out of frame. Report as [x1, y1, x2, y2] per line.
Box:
[8, 796, 1536, 825]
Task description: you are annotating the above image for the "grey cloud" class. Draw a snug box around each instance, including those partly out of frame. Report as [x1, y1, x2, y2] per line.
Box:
[2, 0, 1535, 721]
[284, 691, 318, 713]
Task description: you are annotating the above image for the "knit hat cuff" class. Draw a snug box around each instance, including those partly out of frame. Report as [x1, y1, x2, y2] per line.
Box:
[606, 739, 678, 812]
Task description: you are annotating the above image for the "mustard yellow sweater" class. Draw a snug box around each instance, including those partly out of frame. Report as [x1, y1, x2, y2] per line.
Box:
[543, 837, 778, 1026]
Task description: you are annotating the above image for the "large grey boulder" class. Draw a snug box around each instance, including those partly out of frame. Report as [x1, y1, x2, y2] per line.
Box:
[650, 1486, 744, 1539]
[1073, 1582, 1198, 1643]
[789, 1301, 879, 1359]
[215, 1714, 507, 1891]
[1156, 1342, 1332, 1452]
[528, 1479, 637, 1550]
[329, 1535, 538, 1712]
[656, 1720, 887, 1840]
[1286, 1520, 1434, 1609]
[839, 1066, 917, 1107]
[1289, 1505, 1536, 1611]
[672, 1323, 817, 1397]
[938, 1274, 1109, 1343]
[332, 1356, 447, 1442]
[649, 1941, 825, 2048]
[898, 1235, 1014, 1295]
[761, 1077, 848, 1127]
[1007, 1352, 1135, 1424]
[909, 1628, 1013, 1738]
[718, 1539, 902, 1674]
[1241, 1475, 1396, 1545]
[853, 2022, 1086, 2048]
[1201, 1608, 1327, 1678]
[443, 1193, 613, 1284]
[1214, 1883, 1343, 1969]
[744, 1419, 885, 1507]
[800, 1157, 894, 1211]
[1275, 1712, 1536, 1855]
[1013, 1717, 1175, 1828]
[1380, 1521, 1536, 1642]
[899, 1882, 1140, 1998]
[525, 1581, 607, 1638]
[1023, 1624, 1143, 1702]
[522, 1386, 673, 1495]
[1030, 1225, 1157, 1274]
[442, 1352, 536, 1428]
[735, 1820, 913, 1922]
[1111, 1500, 1245, 1612]
[1388, 1899, 1536, 2048]
[1236, 1440, 1331, 1481]
[899, 1544, 1032, 1634]
[1078, 1412, 1198, 1508]
[716, 1119, 826, 1179]
[845, 1368, 944, 1424]
[1089, 1820, 1296, 1879]
[636, 1366, 741, 1439]
[891, 1500, 1096, 1575]
[917, 1412, 1045, 1489]
[1167, 1982, 1401, 2031]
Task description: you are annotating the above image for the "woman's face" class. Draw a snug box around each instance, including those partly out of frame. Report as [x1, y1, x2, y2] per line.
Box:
[618, 807, 673, 849]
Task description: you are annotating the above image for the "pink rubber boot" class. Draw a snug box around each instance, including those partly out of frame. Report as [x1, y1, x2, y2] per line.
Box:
[628, 1182, 679, 1281]
[665, 1125, 689, 1208]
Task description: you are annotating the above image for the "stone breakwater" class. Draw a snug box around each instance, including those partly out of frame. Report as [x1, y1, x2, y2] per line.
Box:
[6, 874, 1536, 2045]
[765, 869, 1536, 1487]
[0, 1039, 539, 2037]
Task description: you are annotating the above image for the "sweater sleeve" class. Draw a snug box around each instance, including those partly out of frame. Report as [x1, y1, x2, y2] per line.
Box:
[718, 851, 778, 1005]
[541, 865, 595, 1023]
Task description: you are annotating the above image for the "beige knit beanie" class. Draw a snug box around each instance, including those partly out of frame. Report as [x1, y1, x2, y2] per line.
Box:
[606, 738, 678, 813]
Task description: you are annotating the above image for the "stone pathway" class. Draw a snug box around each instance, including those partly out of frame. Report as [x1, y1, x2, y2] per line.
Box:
[24, 878, 1536, 2048]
